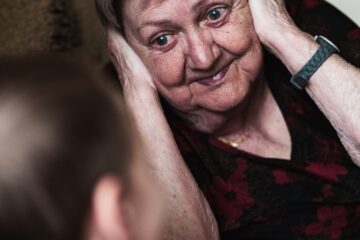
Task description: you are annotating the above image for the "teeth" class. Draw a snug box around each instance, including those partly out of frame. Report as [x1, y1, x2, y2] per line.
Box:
[213, 72, 222, 81]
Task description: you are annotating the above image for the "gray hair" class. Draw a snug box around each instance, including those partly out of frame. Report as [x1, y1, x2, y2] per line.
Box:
[95, 0, 124, 32]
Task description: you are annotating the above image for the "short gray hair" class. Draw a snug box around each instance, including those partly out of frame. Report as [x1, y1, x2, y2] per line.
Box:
[95, 0, 124, 32]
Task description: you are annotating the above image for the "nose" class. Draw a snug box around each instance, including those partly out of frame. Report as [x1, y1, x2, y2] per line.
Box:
[185, 29, 220, 71]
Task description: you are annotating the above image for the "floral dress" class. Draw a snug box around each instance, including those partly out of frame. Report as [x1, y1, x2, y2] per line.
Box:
[164, 0, 360, 239]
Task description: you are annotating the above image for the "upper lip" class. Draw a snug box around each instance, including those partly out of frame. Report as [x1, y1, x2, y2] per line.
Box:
[188, 60, 233, 83]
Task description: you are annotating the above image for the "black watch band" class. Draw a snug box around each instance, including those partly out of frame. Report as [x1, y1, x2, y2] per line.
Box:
[290, 35, 340, 90]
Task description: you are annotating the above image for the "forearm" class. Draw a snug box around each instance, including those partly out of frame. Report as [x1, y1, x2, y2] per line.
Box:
[108, 30, 219, 238]
[124, 86, 219, 239]
[268, 27, 360, 165]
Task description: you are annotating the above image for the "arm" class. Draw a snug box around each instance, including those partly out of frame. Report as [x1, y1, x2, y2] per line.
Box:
[107, 30, 219, 240]
[249, 0, 360, 166]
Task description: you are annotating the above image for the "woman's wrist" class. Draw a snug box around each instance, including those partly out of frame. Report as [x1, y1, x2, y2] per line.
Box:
[123, 85, 160, 111]
[264, 26, 320, 75]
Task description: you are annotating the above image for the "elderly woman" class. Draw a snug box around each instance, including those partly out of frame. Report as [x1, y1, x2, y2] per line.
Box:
[96, 0, 360, 239]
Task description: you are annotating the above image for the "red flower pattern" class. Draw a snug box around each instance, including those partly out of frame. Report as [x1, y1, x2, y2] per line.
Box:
[209, 159, 254, 223]
[305, 163, 348, 182]
[347, 28, 360, 40]
[273, 169, 292, 185]
[303, 0, 322, 8]
[305, 206, 347, 239]
[310, 135, 345, 164]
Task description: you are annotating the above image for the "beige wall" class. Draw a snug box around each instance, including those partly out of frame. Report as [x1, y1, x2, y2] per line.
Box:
[73, 0, 107, 64]
[326, 0, 360, 26]
[0, 0, 107, 65]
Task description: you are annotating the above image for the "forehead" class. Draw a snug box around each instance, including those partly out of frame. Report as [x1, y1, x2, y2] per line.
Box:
[122, 0, 212, 27]
[124, 0, 196, 10]
[123, 0, 213, 17]
[137, 0, 167, 10]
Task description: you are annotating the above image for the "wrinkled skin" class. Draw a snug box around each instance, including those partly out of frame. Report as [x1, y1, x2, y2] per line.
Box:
[109, 0, 299, 134]
[121, 0, 264, 133]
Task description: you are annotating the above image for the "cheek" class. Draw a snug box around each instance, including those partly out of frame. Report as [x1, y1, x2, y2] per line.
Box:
[145, 48, 185, 88]
[126, 35, 185, 90]
[213, 6, 263, 80]
[213, 6, 258, 55]
[144, 49, 195, 111]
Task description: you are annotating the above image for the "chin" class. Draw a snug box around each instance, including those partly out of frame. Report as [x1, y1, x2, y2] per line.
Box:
[188, 115, 227, 133]
[181, 76, 258, 133]
[183, 102, 242, 134]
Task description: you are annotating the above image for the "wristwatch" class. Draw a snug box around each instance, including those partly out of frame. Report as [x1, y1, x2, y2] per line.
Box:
[290, 35, 340, 90]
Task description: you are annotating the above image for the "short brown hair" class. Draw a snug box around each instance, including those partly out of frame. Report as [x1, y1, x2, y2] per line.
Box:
[0, 55, 132, 239]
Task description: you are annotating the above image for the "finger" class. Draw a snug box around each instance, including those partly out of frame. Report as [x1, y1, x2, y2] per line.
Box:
[107, 30, 156, 89]
[107, 30, 137, 73]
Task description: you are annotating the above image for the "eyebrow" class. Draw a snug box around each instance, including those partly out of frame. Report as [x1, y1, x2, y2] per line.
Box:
[138, 19, 177, 31]
[138, 0, 211, 30]
[191, 0, 209, 11]
[142, 0, 209, 11]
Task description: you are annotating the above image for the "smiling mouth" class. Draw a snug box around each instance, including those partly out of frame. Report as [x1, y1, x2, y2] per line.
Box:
[197, 63, 231, 86]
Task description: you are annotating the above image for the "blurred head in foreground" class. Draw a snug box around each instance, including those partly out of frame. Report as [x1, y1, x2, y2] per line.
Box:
[0, 56, 161, 240]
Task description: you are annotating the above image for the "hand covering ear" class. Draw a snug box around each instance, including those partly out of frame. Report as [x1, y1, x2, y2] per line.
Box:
[107, 30, 157, 91]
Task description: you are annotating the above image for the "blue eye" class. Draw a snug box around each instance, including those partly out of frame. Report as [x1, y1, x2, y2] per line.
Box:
[153, 34, 169, 46]
[207, 7, 224, 21]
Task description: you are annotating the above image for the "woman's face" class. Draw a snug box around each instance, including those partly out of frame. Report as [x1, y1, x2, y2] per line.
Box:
[123, 0, 263, 132]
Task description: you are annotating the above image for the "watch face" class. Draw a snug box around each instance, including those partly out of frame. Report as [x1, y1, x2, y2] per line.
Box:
[316, 35, 340, 53]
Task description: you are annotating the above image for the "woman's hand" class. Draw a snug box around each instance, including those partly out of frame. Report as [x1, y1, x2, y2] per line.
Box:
[248, 0, 299, 53]
[107, 29, 220, 239]
[249, 1, 360, 166]
[107, 30, 157, 94]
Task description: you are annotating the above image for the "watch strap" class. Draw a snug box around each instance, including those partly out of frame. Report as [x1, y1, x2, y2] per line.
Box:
[290, 35, 340, 90]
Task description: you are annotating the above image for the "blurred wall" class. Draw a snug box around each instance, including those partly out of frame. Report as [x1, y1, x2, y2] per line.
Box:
[326, 0, 360, 25]
[0, 0, 107, 65]
[73, 0, 107, 64]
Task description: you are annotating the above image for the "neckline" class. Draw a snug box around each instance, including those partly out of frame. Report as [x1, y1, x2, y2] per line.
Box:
[208, 55, 296, 162]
